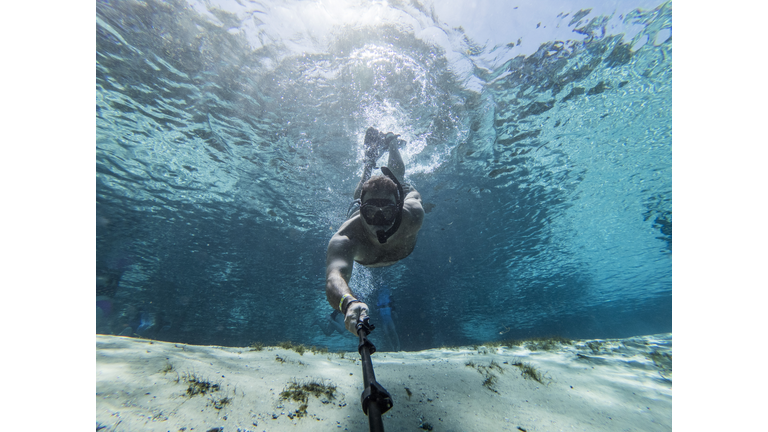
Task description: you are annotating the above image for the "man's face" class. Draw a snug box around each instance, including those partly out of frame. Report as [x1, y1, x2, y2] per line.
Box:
[361, 190, 398, 230]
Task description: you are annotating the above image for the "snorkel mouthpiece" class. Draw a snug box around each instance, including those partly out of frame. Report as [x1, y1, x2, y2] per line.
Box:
[367, 212, 395, 227]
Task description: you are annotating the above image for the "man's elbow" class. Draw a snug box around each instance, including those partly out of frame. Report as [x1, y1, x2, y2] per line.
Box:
[326, 267, 347, 288]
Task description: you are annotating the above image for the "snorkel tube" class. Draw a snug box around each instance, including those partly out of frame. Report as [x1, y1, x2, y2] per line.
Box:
[373, 167, 404, 244]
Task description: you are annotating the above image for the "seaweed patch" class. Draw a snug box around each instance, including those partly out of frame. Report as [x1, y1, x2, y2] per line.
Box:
[512, 361, 544, 384]
[466, 360, 505, 392]
[179, 372, 221, 397]
[279, 378, 337, 404]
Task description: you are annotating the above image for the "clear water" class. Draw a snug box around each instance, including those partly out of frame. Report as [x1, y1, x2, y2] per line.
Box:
[96, 0, 671, 352]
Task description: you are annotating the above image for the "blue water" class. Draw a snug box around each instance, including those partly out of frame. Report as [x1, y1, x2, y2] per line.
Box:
[96, 0, 671, 351]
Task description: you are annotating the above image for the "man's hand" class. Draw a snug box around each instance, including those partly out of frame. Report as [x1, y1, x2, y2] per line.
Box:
[344, 301, 370, 336]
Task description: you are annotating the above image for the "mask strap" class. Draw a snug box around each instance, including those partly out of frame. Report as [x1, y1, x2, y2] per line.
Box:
[347, 199, 362, 219]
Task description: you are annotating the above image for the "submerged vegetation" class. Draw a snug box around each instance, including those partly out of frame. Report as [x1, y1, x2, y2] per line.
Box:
[160, 362, 174, 374]
[209, 394, 232, 410]
[587, 341, 603, 353]
[246, 341, 330, 355]
[649, 349, 672, 379]
[523, 336, 573, 351]
[649, 349, 671, 366]
[482, 373, 498, 391]
[279, 378, 337, 404]
[262, 377, 338, 420]
[466, 360, 505, 392]
[249, 342, 264, 351]
[440, 335, 573, 352]
[275, 354, 306, 366]
[173, 371, 237, 411]
[277, 341, 329, 355]
[279, 341, 307, 355]
[483, 336, 573, 351]
[279, 378, 336, 418]
[512, 360, 544, 384]
[178, 372, 221, 397]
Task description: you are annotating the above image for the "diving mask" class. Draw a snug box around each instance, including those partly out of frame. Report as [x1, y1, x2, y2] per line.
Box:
[360, 198, 398, 226]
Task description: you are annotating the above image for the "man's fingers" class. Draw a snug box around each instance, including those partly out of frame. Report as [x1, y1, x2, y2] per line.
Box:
[345, 309, 358, 335]
[345, 302, 369, 335]
[345, 315, 356, 334]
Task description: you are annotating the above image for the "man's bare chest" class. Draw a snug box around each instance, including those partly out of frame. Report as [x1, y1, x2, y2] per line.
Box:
[354, 237, 416, 267]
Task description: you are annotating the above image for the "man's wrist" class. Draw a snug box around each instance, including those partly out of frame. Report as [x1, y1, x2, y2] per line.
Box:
[344, 299, 362, 315]
[338, 293, 357, 313]
[339, 294, 362, 315]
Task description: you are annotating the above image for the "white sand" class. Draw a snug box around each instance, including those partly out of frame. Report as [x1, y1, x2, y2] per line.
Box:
[96, 333, 671, 431]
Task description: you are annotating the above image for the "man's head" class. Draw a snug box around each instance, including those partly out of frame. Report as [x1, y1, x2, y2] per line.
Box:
[361, 175, 398, 202]
[360, 175, 399, 228]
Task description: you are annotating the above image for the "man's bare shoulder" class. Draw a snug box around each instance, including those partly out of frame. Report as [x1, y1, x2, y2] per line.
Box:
[404, 185, 421, 202]
[328, 217, 364, 249]
[327, 217, 368, 270]
[403, 190, 424, 224]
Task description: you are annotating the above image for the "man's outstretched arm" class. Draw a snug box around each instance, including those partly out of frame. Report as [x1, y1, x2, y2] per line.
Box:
[325, 234, 369, 335]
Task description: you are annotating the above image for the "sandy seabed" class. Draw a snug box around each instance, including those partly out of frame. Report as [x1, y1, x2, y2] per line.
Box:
[96, 333, 671, 432]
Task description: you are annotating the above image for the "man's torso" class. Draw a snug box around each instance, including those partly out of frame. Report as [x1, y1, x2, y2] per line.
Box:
[341, 213, 420, 268]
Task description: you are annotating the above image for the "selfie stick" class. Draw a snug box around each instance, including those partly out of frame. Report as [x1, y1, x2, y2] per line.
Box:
[357, 316, 393, 432]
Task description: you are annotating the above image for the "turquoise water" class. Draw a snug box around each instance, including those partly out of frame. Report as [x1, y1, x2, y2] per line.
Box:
[96, 0, 671, 351]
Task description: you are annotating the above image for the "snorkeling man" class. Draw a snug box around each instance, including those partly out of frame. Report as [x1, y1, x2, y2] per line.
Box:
[325, 127, 424, 337]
